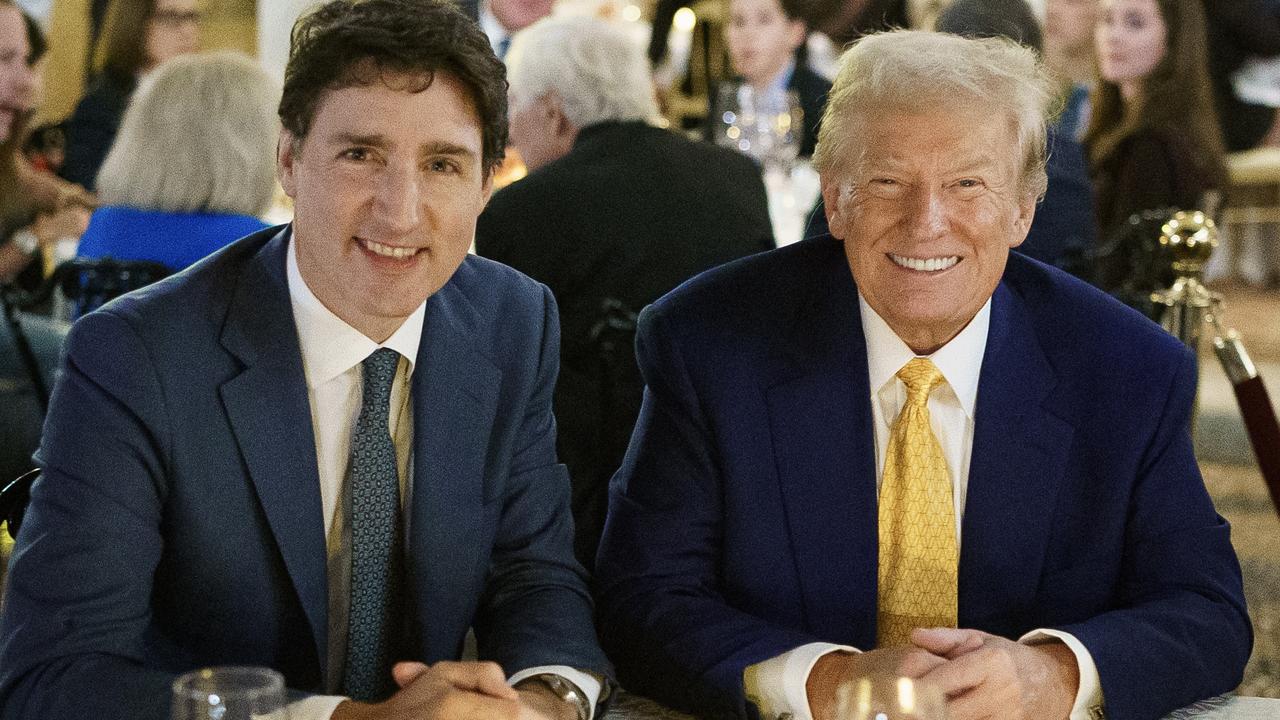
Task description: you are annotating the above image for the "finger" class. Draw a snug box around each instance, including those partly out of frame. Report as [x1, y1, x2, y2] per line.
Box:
[432, 660, 520, 700]
[911, 628, 987, 658]
[896, 649, 949, 678]
[435, 688, 524, 720]
[393, 661, 430, 688]
[917, 650, 993, 698]
[943, 684, 1013, 720]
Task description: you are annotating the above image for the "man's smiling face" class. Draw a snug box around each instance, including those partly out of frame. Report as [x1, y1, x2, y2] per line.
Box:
[822, 106, 1035, 354]
[279, 70, 493, 342]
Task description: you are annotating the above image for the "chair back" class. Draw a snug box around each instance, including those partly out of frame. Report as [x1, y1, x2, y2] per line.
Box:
[0, 469, 39, 540]
[56, 257, 172, 317]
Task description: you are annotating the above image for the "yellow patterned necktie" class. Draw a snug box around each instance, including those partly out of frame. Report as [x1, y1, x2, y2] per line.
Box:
[877, 357, 958, 648]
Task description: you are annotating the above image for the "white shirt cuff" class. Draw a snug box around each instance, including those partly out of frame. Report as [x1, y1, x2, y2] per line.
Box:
[1020, 628, 1104, 720]
[288, 693, 348, 720]
[509, 665, 603, 720]
[749, 642, 858, 720]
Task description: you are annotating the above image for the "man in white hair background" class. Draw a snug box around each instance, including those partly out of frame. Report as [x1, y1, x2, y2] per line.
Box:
[476, 14, 775, 570]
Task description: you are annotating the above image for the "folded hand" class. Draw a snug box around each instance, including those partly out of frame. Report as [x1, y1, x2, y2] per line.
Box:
[912, 628, 1078, 720]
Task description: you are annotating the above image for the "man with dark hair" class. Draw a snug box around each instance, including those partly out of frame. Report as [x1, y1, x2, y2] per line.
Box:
[0, 2, 608, 719]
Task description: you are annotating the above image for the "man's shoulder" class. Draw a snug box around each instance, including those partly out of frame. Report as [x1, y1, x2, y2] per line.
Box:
[1002, 252, 1187, 362]
[86, 225, 284, 336]
[440, 253, 555, 333]
[646, 235, 844, 330]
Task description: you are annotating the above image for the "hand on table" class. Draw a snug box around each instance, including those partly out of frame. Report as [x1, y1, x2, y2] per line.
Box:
[805, 646, 952, 720]
[331, 660, 554, 720]
[913, 628, 1078, 720]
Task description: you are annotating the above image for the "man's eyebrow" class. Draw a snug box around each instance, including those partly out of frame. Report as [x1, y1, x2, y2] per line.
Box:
[330, 132, 391, 148]
[420, 141, 479, 160]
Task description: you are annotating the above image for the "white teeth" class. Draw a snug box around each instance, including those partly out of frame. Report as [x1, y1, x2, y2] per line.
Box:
[890, 254, 959, 272]
[360, 238, 419, 259]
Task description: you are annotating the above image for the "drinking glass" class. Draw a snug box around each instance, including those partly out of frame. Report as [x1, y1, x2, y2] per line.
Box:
[714, 83, 803, 172]
[834, 676, 948, 720]
[171, 666, 289, 720]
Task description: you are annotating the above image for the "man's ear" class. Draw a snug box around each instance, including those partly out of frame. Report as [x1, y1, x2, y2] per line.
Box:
[820, 179, 848, 239]
[1009, 192, 1036, 249]
[277, 129, 300, 199]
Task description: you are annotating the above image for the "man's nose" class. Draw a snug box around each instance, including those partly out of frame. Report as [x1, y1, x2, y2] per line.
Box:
[373, 164, 423, 236]
[906, 186, 947, 240]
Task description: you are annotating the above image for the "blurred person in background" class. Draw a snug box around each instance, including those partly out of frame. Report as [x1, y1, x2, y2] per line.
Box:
[0, 0, 90, 522]
[711, 0, 829, 157]
[935, 0, 1097, 276]
[1044, 0, 1096, 138]
[479, 0, 554, 58]
[75, 51, 276, 274]
[61, 0, 200, 190]
[1, 0, 90, 285]
[1202, 0, 1280, 152]
[1086, 0, 1226, 286]
[477, 14, 774, 568]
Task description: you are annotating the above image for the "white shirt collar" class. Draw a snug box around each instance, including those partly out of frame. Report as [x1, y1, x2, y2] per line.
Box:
[287, 232, 425, 389]
[859, 292, 990, 419]
[479, 3, 507, 54]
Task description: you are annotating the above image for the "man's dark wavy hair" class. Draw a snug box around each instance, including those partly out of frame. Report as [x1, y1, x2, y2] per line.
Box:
[279, 0, 508, 174]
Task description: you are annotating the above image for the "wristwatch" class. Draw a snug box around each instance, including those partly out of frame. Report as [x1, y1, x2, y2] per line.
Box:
[9, 228, 39, 255]
[528, 673, 590, 720]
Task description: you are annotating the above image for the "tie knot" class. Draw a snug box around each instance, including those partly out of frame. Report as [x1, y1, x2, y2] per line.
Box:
[896, 357, 944, 405]
[362, 348, 400, 408]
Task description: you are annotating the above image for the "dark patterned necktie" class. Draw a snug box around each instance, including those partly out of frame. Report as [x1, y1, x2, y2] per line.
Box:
[341, 348, 404, 701]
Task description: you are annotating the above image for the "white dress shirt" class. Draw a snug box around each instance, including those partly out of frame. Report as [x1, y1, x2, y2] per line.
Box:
[280, 237, 600, 719]
[746, 294, 1102, 720]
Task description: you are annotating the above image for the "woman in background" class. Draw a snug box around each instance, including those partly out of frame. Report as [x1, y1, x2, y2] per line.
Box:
[1, 0, 91, 285]
[61, 0, 200, 190]
[1045, 0, 1097, 138]
[75, 51, 277, 272]
[1086, 0, 1225, 243]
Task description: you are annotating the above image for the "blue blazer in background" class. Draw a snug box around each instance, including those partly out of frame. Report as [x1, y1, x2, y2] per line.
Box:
[595, 236, 1251, 720]
[0, 226, 609, 719]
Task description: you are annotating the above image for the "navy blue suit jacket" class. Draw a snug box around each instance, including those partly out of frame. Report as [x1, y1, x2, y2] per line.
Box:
[0, 227, 608, 719]
[595, 236, 1250, 720]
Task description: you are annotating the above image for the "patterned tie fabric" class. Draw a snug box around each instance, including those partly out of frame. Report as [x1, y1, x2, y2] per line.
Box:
[341, 348, 404, 701]
[877, 357, 959, 648]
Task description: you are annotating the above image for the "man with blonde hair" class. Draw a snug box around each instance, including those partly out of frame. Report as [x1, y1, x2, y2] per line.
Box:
[595, 30, 1250, 720]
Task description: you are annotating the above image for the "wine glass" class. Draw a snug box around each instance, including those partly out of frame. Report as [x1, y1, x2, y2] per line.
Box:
[834, 676, 948, 720]
[171, 666, 289, 720]
[714, 83, 803, 173]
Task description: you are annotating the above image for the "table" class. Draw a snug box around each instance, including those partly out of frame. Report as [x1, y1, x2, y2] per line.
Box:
[605, 690, 1280, 719]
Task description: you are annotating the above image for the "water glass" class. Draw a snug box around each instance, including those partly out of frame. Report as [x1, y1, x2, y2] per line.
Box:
[834, 676, 948, 720]
[171, 666, 289, 720]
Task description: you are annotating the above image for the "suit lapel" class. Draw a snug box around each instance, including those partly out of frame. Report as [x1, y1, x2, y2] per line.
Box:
[218, 228, 329, 673]
[768, 257, 880, 649]
[406, 279, 500, 657]
[959, 282, 1074, 630]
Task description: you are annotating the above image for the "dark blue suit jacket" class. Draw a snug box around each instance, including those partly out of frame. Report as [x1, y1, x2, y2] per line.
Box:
[595, 236, 1250, 720]
[0, 227, 609, 719]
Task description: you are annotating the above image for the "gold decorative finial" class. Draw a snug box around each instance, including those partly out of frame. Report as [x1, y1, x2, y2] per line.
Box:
[1158, 210, 1218, 276]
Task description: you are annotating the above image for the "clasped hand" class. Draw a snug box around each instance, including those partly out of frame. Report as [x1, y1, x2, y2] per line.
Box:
[806, 629, 1079, 720]
[331, 660, 577, 720]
